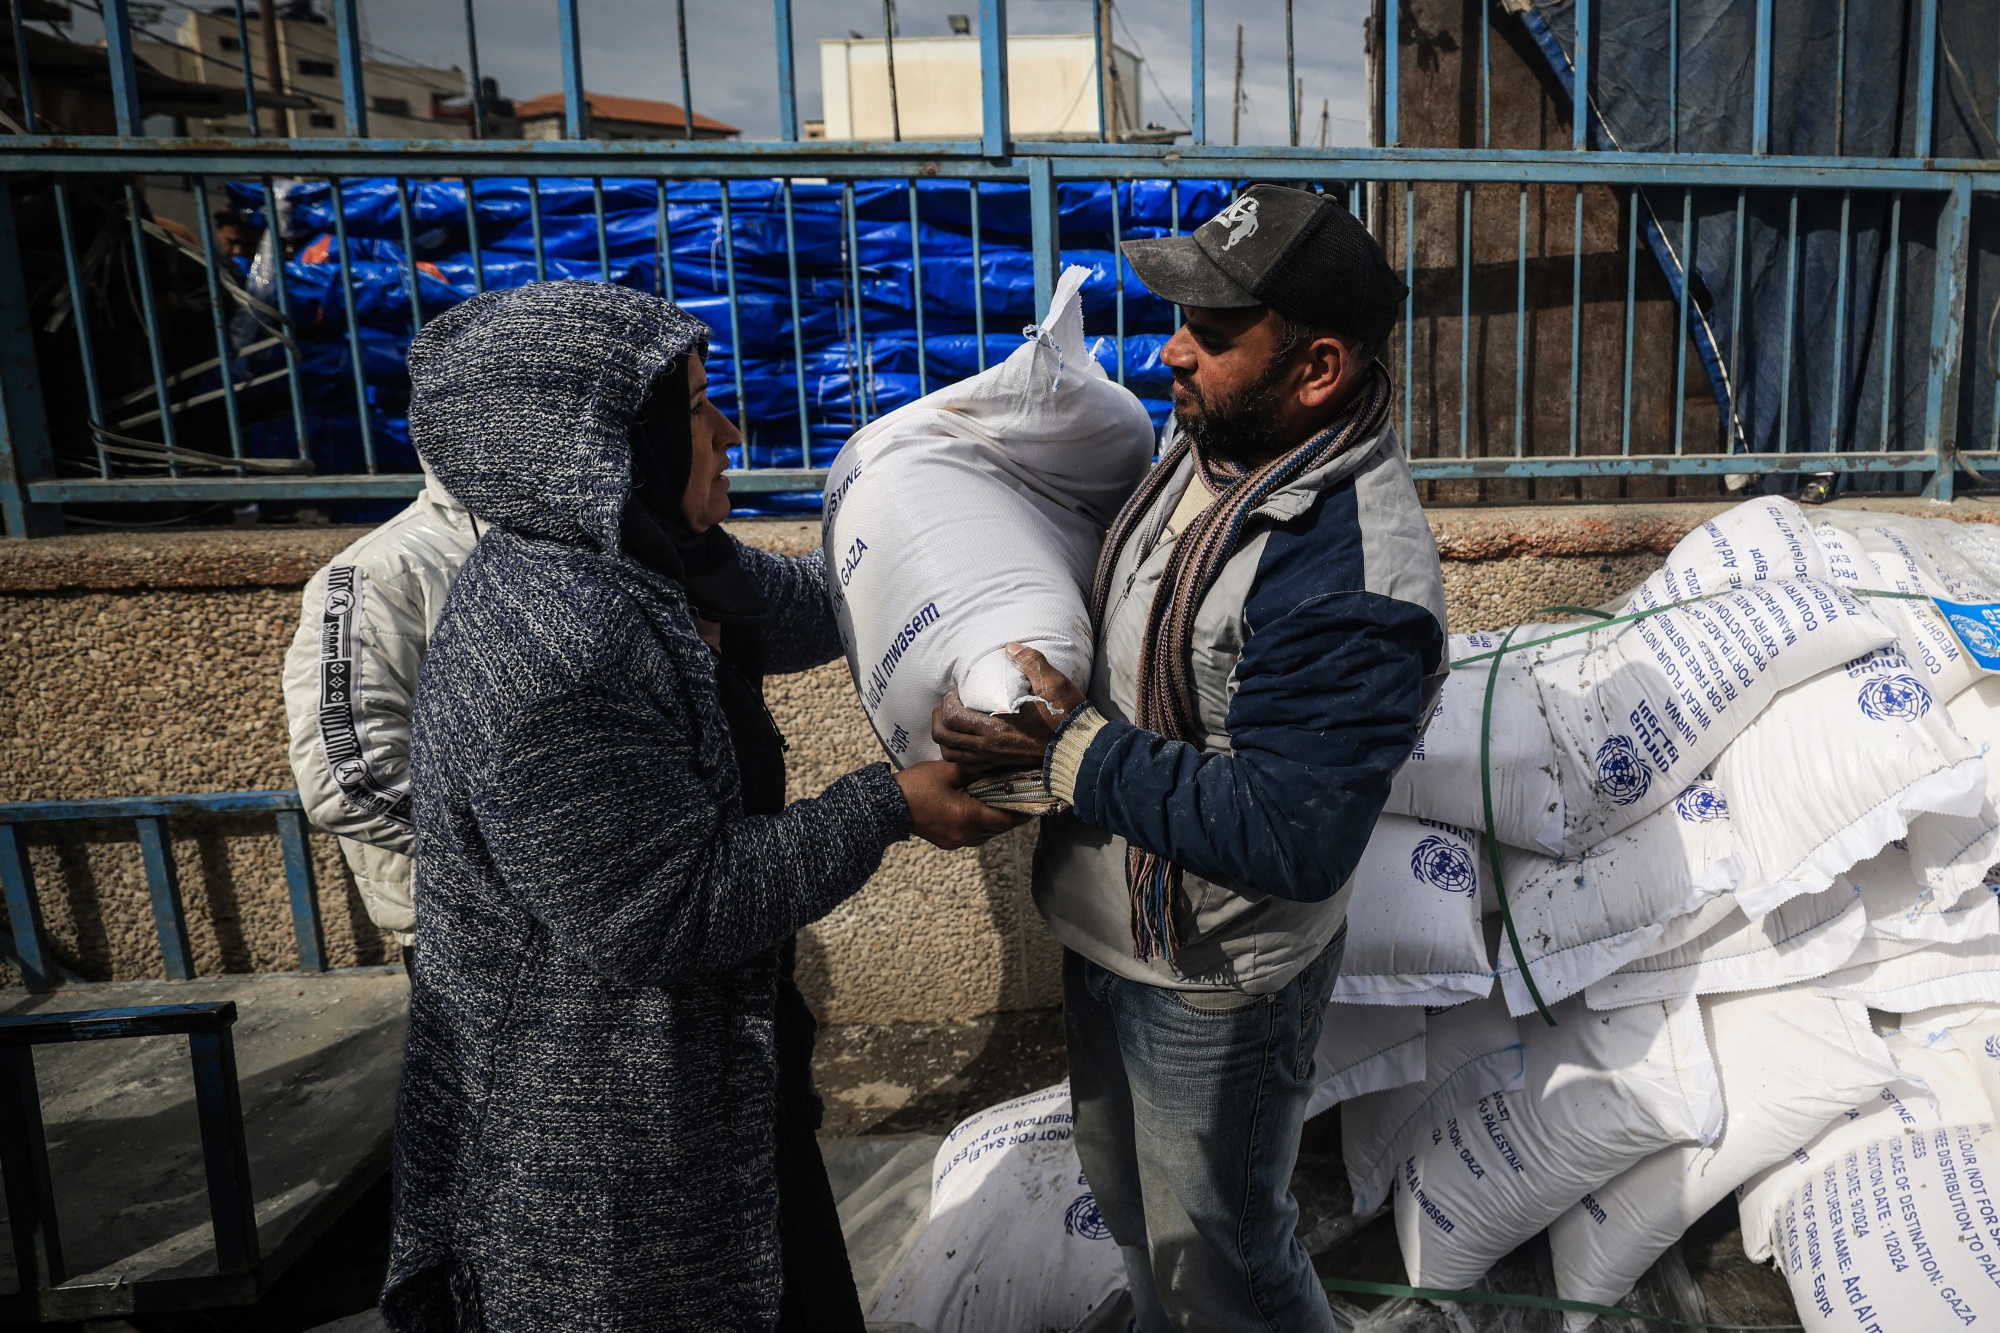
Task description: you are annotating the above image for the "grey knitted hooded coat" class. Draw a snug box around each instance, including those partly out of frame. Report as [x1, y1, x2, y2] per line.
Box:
[384, 281, 910, 1331]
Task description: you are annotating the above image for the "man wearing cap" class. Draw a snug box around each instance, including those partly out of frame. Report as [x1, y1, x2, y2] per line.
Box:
[934, 185, 1448, 1330]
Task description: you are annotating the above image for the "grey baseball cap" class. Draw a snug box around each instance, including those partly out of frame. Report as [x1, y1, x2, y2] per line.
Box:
[1121, 184, 1409, 344]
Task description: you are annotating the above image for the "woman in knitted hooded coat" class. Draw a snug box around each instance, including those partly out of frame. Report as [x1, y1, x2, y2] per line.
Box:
[384, 281, 1016, 1331]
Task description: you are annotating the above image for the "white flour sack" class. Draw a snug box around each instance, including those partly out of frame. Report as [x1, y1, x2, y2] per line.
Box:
[1491, 776, 1740, 1018]
[1385, 630, 1568, 855]
[1813, 514, 1988, 703]
[1390, 997, 1722, 1291]
[868, 1082, 1125, 1333]
[1532, 578, 1891, 854]
[1717, 645, 1986, 921]
[1307, 1003, 1427, 1120]
[1343, 992, 1526, 1213]
[1814, 933, 2000, 1012]
[1330, 815, 1494, 1008]
[1635, 497, 1832, 604]
[1582, 880, 1865, 1011]
[1770, 1124, 2000, 1333]
[1547, 992, 1898, 1329]
[1908, 675, 2000, 909]
[1896, 1003, 2000, 1131]
[823, 265, 1154, 763]
[1851, 848, 1999, 953]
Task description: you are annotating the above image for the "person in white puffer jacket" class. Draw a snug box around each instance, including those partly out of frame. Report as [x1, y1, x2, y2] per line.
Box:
[281, 460, 480, 947]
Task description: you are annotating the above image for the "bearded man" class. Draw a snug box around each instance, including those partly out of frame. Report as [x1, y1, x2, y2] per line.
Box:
[934, 184, 1448, 1331]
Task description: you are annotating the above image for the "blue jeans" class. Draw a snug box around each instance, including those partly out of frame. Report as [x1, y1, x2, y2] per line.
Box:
[1064, 930, 1345, 1333]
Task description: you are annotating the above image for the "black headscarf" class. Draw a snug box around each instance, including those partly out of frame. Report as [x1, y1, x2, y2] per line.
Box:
[620, 360, 787, 815]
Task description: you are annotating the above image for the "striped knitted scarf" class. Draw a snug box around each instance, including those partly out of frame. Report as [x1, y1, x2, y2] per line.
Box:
[1087, 361, 1392, 962]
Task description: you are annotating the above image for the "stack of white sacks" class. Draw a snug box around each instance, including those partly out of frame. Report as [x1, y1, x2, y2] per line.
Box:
[1327, 498, 2000, 1330]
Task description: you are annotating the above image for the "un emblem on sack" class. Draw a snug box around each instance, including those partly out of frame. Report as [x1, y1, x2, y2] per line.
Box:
[1674, 783, 1729, 823]
[1952, 613, 2000, 657]
[1857, 675, 1932, 722]
[1594, 736, 1652, 806]
[1065, 1192, 1111, 1240]
[1410, 835, 1477, 896]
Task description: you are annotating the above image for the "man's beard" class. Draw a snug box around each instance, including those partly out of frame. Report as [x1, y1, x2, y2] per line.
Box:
[1171, 355, 1294, 466]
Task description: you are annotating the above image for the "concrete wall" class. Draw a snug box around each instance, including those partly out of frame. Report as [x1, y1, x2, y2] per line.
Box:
[8, 500, 1995, 1016]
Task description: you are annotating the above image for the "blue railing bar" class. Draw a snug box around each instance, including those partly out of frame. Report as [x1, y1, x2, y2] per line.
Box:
[0, 825, 53, 992]
[1402, 182, 1413, 449]
[1831, 0, 1846, 155]
[528, 177, 548, 282]
[1189, 0, 1206, 145]
[718, 183, 750, 440]
[971, 183, 988, 369]
[1285, 0, 1297, 147]
[230, 0, 259, 139]
[591, 177, 612, 282]
[0, 1002, 238, 1045]
[558, 0, 588, 140]
[1673, 189, 1691, 455]
[1881, 193, 1902, 450]
[100, 0, 142, 137]
[981, 0, 1010, 157]
[24, 476, 428, 503]
[0, 1043, 66, 1285]
[464, 0, 487, 141]
[1029, 157, 1058, 320]
[121, 182, 181, 466]
[1411, 453, 1941, 480]
[1915, 0, 1938, 159]
[275, 810, 326, 974]
[1922, 175, 1971, 500]
[190, 1026, 260, 1272]
[782, 180, 810, 464]
[258, 176, 312, 460]
[676, 0, 695, 143]
[1752, 0, 1771, 154]
[775, 0, 800, 142]
[1728, 190, 1745, 451]
[333, 0, 369, 138]
[1093, 0, 1107, 143]
[1620, 186, 1637, 457]
[657, 178, 676, 302]
[328, 179, 378, 472]
[1112, 192, 1124, 383]
[1514, 183, 1526, 458]
[1568, 186, 1582, 456]
[134, 815, 195, 981]
[1459, 184, 1471, 459]
[1667, 0, 1677, 152]
[1480, 0, 1490, 150]
[909, 182, 929, 395]
[0, 790, 304, 825]
[191, 177, 247, 463]
[395, 176, 425, 333]
[843, 181, 869, 427]
[465, 178, 488, 292]
[1777, 189, 1798, 453]
[1573, 0, 1588, 152]
[13, 140, 2000, 185]
[9, 0, 36, 133]
[1830, 191, 1851, 450]
[1384, 0, 1398, 146]
[50, 184, 111, 477]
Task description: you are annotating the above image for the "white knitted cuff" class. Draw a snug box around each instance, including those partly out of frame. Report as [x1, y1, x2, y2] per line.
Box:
[1046, 705, 1109, 804]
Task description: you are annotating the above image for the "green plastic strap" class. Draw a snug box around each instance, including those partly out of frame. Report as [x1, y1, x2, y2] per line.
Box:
[1458, 585, 1934, 1028]
[1321, 1277, 1803, 1330]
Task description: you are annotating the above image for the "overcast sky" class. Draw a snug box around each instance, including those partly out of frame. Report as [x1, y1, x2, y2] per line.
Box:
[344, 0, 1373, 145]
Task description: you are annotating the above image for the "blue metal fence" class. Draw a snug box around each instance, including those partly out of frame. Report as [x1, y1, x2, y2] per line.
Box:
[1, 0, 1997, 537]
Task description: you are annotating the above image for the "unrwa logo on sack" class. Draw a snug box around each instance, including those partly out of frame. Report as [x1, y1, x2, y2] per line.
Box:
[1950, 613, 2000, 657]
[1857, 674, 1932, 722]
[1410, 835, 1476, 896]
[1064, 1192, 1111, 1240]
[1674, 783, 1729, 823]
[1594, 736, 1652, 806]
[1984, 1034, 2000, 1062]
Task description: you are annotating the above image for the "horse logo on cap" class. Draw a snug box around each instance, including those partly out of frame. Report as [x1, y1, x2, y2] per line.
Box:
[1212, 196, 1260, 250]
